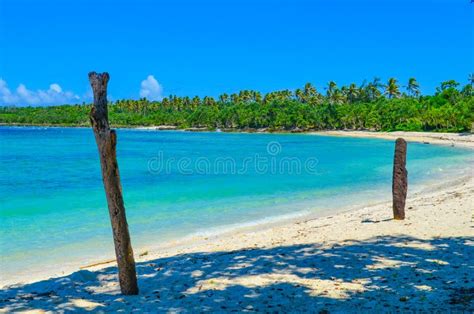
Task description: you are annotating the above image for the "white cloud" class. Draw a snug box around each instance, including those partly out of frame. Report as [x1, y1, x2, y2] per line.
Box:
[0, 79, 80, 106]
[139, 75, 163, 101]
[49, 83, 62, 93]
[0, 79, 18, 104]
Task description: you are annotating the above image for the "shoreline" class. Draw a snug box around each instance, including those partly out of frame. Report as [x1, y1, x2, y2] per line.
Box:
[1, 163, 471, 289]
[1, 128, 473, 311]
[73, 169, 474, 267]
[1, 130, 473, 285]
[1, 167, 473, 278]
[310, 130, 474, 149]
[2, 170, 473, 311]
[3, 124, 473, 148]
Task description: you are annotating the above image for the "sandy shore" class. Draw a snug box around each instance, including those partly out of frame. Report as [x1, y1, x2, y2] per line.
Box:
[312, 130, 474, 148]
[1, 131, 473, 312]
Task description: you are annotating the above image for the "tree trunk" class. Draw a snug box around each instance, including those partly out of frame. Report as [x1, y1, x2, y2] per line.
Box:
[88, 72, 139, 295]
[392, 138, 408, 220]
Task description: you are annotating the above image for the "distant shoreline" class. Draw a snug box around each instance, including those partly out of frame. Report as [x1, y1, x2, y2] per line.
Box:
[310, 130, 474, 149]
[2, 123, 473, 148]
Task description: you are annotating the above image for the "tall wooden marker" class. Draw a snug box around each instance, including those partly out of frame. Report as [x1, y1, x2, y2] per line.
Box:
[89, 72, 139, 295]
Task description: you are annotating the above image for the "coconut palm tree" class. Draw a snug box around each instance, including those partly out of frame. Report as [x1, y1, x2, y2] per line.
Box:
[326, 81, 337, 100]
[406, 78, 420, 97]
[461, 84, 473, 97]
[191, 96, 201, 108]
[281, 89, 293, 100]
[203, 96, 216, 106]
[385, 78, 401, 99]
[331, 89, 346, 105]
[294, 83, 319, 104]
[254, 91, 262, 103]
[364, 77, 383, 101]
[461, 74, 474, 96]
[231, 93, 239, 103]
[219, 93, 229, 103]
[295, 88, 304, 102]
[346, 83, 359, 103]
[439, 80, 460, 91]
[304, 83, 317, 98]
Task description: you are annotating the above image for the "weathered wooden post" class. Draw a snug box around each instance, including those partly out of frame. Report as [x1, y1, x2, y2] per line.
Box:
[392, 138, 408, 220]
[89, 72, 139, 295]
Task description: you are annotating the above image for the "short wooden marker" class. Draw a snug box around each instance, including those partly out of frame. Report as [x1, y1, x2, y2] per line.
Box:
[392, 138, 408, 220]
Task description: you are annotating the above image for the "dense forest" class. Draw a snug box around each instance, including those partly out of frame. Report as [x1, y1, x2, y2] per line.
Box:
[1, 77, 473, 132]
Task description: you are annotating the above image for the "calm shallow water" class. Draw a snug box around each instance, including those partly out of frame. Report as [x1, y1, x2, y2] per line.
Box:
[0, 126, 472, 282]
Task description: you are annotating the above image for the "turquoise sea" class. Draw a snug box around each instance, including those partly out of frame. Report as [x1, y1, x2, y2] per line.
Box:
[0, 126, 472, 283]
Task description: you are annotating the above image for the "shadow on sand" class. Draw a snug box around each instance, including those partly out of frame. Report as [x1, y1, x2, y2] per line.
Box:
[1, 235, 473, 312]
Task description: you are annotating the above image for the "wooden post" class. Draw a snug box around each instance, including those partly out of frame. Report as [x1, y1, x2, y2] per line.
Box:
[392, 138, 408, 220]
[88, 72, 139, 295]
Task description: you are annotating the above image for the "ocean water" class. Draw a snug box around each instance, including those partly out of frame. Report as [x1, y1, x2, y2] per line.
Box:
[0, 126, 472, 283]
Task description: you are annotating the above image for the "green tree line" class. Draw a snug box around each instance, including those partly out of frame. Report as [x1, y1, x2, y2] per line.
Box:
[1, 77, 473, 132]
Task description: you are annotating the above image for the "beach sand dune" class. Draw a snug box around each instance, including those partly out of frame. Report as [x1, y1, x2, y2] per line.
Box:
[1, 132, 473, 312]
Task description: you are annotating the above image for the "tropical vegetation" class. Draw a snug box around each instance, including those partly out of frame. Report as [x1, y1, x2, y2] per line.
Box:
[1, 77, 473, 132]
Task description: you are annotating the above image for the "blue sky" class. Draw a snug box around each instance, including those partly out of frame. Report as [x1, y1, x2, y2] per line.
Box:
[0, 0, 472, 106]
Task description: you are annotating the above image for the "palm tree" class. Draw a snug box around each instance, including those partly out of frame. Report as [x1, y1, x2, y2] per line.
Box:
[304, 83, 317, 98]
[281, 89, 293, 100]
[231, 93, 239, 103]
[238, 90, 250, 102]
[385, 78, 401, 99]
[439, 80, 460, 91]
[331, 89, 346, 105]
[182, 96, 191, 108]
[191, 96, 201, 108]
[406, 78, 420, 97]
[254, 91, 262, 103]
[295, 83, 318, 104]
[295, 88, 304, 102]
[219, 93, 229, 103]
[346, 83, 359, 103]
[203, 96, 216, 106]
[461, 74, 474, 97]
[365, 77, 383, 101]
[461, 84, 473, 97]
[326, 81, 337, 100]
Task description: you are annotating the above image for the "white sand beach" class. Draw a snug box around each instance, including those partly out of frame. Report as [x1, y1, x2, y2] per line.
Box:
[1, 131, 473, 312]
[313, 130, 474, 149]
